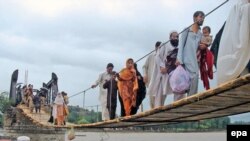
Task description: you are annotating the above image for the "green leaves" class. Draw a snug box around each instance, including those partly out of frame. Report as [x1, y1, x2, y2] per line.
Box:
[0, 92, 12, 127]
[0, 92, 11, 114]
[67, 106, 101, 124]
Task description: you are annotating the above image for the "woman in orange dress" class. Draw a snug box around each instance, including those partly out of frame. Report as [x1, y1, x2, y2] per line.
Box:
[117, 58, 138, 116]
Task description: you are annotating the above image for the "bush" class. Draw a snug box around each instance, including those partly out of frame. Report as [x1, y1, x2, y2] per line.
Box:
[0, 93, 11, 114]
[77, 118, 89, 124]
[0, 114, 3, 127]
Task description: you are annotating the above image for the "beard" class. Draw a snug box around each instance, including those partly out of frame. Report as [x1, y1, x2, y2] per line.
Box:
[170, 39, 179, 47]
[197, 20, 203, 26]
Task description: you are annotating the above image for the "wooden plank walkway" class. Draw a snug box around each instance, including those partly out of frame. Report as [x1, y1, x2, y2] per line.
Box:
[17, 104, 76, 127]
[17, 74, 250, 129]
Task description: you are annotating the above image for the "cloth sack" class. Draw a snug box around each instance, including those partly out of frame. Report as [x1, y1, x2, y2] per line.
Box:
[67, 127, 75, 140]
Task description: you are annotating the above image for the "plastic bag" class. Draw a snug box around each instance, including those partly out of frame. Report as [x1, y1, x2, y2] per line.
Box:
[169, 65, 191, 94]
[67, 127, 75, 140]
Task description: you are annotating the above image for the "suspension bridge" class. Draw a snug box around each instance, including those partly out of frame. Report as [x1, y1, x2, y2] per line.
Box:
[15, 74, 250, 129]
[2, 1, 250, 140]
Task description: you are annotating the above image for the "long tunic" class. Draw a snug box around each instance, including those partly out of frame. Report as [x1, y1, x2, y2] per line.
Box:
[52, 104, 64, 125]
[217, 0, 250, 84]
[131, 68, 146, 115]
[177, 28, 202, 74]
[157, 42, 178, 95]
[103, 79, 117, 109]
[94, 72, 112, 103]
[147, 43, 176, 107]
[103, 79, 118, 119]
[93, 71, 112, 120]
[142, 53, 156, 87]
[147, 50, 163, 98]
[117, 68, 138, 116]
[53, 95, 65, 125]
[177, 27, 202, 96]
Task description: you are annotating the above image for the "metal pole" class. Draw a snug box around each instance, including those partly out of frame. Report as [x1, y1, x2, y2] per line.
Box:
[91, 106, 93, 122]
[96, 105, 99, 122]
[83, 91, 85, 109]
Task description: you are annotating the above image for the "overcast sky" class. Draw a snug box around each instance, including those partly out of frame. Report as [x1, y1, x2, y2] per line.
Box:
[0, 0, 249, 121]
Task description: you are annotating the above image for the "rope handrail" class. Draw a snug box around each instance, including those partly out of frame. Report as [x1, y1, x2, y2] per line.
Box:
[68, 87, 91, 98]
[85, 105, 100, 108]
[68, 0, 229, 99]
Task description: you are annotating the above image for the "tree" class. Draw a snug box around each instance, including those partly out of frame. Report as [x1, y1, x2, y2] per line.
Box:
[0, 92, 11, 114]
[0, 91, 12, 127]
[77, 118, 89, 124]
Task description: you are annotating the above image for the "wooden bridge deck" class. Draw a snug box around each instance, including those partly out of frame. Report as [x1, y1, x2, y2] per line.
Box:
[17, 74, 250, 129]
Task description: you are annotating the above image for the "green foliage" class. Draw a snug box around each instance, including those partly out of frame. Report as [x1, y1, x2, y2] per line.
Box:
[67, 106, 101, 124]
[142, 117, 231, 132]
[77, 118, 89, 124]
[0, 92, 11, 127]
[68, 110, 79, 123]
[0, 114, 3, 127]
[0, 92, 11, 114]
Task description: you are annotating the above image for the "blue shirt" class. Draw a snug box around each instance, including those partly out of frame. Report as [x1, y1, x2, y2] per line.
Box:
[177, 28, 202, 73]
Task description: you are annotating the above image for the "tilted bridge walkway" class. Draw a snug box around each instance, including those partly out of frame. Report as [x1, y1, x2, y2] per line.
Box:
[16, 74, 250, 129]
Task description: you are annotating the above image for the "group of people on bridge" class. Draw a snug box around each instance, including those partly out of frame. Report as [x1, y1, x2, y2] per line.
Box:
[91, 0, 250, 121]
[17, 84, 69, 126]
[15, 0, 250, 124]
[91, 11, 213, 121]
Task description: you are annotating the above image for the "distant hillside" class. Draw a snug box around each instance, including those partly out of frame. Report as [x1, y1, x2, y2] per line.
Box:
[67, 105, 102, 124]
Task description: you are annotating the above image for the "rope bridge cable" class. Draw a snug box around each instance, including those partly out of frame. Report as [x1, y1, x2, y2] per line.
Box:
[68, 87, 91, 98]
[68, 0, 229, 99]
[85, 105, 100, 108]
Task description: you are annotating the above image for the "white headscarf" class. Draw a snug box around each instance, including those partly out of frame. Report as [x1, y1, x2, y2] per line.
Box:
[54, 93, 64, 105]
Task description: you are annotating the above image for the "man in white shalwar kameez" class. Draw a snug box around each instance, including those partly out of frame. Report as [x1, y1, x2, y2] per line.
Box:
[91, 63, 114, 121]
[148, 31, 181, 108]
[158, 31, 186, 102]
[143, 41, 161, 109]
[217, 0, 250, 84]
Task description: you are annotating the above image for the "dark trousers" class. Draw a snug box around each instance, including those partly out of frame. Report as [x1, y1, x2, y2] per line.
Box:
[247, 60, 250, 72]
[35, 106, 41, 113]
[130, 106, 138, 115]
[108, 106, 117, 120]
[118, 94, 125, 117]
[35, 104, 41, 113]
